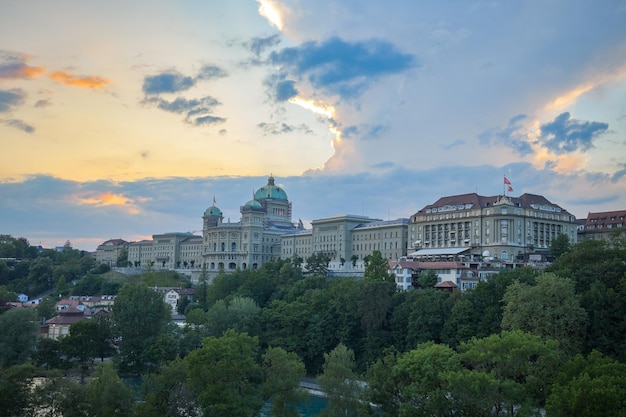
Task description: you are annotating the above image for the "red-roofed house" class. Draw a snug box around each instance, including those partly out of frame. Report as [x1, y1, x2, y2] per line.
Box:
[388, 260, 479, 291]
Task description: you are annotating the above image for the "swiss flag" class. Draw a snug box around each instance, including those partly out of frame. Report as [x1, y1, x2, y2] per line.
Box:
[504, 176, 511, 185]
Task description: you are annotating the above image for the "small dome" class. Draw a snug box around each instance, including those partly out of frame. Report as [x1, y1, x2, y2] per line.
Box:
[243, 199, 263, 211]
[204, 205, 222, 216]
[254, 176, 288, 201]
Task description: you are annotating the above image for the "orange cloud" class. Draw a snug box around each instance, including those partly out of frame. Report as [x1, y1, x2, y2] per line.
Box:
[77, 192, 140, 214]
[49, 71, 110, 88]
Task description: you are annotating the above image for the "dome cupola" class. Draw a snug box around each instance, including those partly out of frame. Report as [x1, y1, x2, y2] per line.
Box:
[254, 175, 288, 201]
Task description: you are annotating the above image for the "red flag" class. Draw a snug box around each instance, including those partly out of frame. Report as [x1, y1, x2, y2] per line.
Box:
[507, 185, 513, 192]
[504, 176, 511, 185]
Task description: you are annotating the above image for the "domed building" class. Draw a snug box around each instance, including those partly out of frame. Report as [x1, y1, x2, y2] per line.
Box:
[202, 176, 300, 272]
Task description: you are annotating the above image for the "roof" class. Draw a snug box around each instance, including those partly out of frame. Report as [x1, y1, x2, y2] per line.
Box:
[408, 247, 470, 257]
[254, 176, 288, 201]
[389, 260, 468, 270]
[435, 281, 458, 288]
[583, 210, 626, 232]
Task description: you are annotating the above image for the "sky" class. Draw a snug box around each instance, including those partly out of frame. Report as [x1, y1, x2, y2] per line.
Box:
[1, 0, 625, 252]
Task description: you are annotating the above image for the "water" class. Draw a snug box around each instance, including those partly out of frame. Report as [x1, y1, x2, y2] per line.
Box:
[260, 394, 327, 417]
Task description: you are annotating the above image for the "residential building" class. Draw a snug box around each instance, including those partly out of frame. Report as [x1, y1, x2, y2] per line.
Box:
[578, 210, 626, 242]
[388, 260, 478, 291]
[409, 193, 578, 263]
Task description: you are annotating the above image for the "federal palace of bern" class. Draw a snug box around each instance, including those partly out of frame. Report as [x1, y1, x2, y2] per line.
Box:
[96, 175, 625, 288]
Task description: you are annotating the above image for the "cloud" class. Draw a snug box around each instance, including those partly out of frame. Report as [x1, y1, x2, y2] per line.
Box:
[257, 121, 312, 135]
[0, 88, 26, 112]
[34, 98, 51, 108]
[268, 36, 417, 99]
[196, 64, 228, 80]
[245, 34, 281, 56]
[611, 163, 626, 183]
[479, 114, 534, 156]
[143, 95, 224, 126]
[538, 112, 609, 154]
[342, 124, 388, 141]
[0, 51, 45, 79]
[3, 119, 34, 133]
[49, 71, 110, 88]
[194, 115, 226, 126]
[142, 71, 195, 95]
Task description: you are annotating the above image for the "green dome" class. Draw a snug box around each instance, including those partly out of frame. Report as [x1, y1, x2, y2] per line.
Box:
[243, 199, 263, 210]
[254, 176, 288, 201]
[204, 205, 222, 216]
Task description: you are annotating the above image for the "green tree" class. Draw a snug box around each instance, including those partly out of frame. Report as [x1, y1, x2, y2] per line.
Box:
[0, 308, 38, 367]
[549, 233, 571, 259]
[33, 338, 68, 371]
[364, 250, 393, 283]
[458, 330, 561, 413]
[185, 329, 264, 417]
[416, 270, 438, 289]
[0, 285, 17, 311]
[30, 373, 89, 417]
[85, 363, 134, 417]
[62, 320, 104, 382]
[37, 294, 58, 321]
[502, 272, 588, 355]
[112, 282, 171, 373]
[546, 350, 626, 417]
[27, 256, 54, 296]
[317, 343, 364, 417]
[262, 347, 308, 417]
[305, 252, 330, 276]
[405, 288, 454, 346]
[134, 358, 199, 417]
[116, 247, 128, 267]
[0, 364, 36, 417]
[55, 275, 68, 296]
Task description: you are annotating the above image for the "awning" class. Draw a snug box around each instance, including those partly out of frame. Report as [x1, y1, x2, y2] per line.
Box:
[408, 247, 470, 257]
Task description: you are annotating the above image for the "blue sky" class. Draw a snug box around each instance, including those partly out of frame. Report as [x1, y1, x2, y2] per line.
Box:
[1, 0, 625, 251]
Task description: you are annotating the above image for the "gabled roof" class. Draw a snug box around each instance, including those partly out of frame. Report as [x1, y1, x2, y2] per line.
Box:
[435, 281, 458, 288]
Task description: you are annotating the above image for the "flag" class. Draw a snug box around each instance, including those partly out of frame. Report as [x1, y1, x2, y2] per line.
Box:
[507, 185, 513, 192]
[504, 176, 511, 185]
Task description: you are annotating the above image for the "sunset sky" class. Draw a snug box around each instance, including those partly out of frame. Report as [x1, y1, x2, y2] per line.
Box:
[1, 0, 625, 251]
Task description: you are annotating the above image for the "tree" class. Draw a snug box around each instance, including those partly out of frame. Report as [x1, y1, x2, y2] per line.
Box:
[405, 288, 454, 346]
[185, 329, 264, 417]
[37, 295, 58, 321]
[55, 275, 68, 296]
[33, 338, 68, 371]
[369, 341, 461, 417]
[26, 256, 54, 296]
[85, 363, 134, 417]
[62, 320, 109, 382]
[546, 350, 626, 417]
[261, 347, 308, 417]
[112, 282, 171, 373]
[0, 308, 38, 368]
[29, 372, 89, 417]
[502, 272, 588, 355]
[364, 250, 393, 283]
[305, 252, 330, 276]
[317, 344, 364, 417]
[416, 270, 438, 289]
[457, 330, 561, 413]
[350, 254, 358, 267]
[0, 364, 37, 417]
[549, 233, 571, 259]
[134, 358, 199, 417]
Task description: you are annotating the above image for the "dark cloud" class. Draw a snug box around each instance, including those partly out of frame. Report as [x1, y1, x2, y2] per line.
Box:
[142, 72, 195, 95]
[34, 98, 51, 108]
[340, 124, 387, 140]
[479, 114, 533, 155]
[538, 112, 608, 154]
[269, 36, 417, 98]
[194, 115, 226, 126]
[275, 79, 298, 101]
[440, 139, 466, 150]
[0, 88, 26, 112]
[257, 121, 312, 136]
[0, 51, 45, 79]
[196, 65, 228, 80]
[2, 165, 621, 251]
[246, 34, 281, 56]
[4, 119, 34, 133]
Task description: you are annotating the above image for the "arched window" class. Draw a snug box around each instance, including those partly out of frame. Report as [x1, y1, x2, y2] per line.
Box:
[221, 242, 225, 252]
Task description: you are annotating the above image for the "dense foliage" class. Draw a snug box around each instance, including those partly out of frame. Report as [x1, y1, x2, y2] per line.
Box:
[1, 233, 626, 416]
